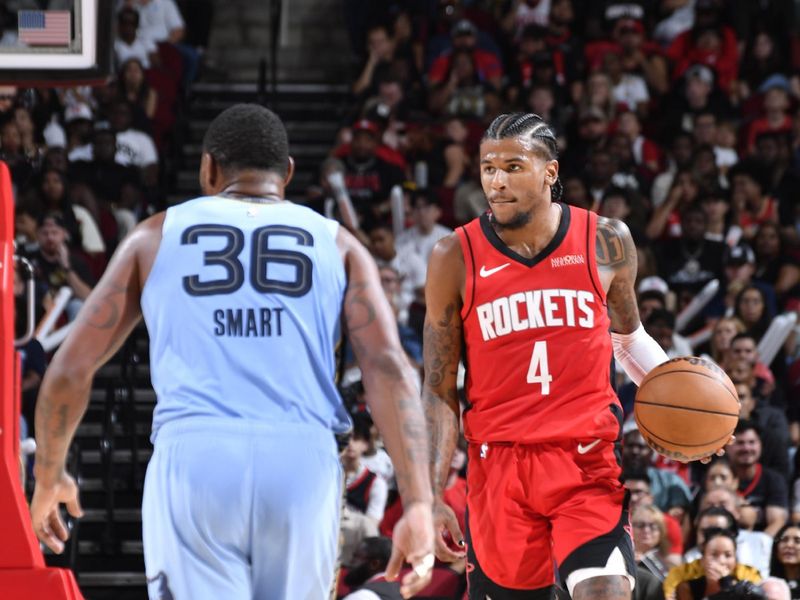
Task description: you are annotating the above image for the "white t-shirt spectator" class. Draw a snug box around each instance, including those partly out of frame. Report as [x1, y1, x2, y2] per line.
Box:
[131, 0, 185, 44]
[361, 448, 394, 486]
[116, 128, 158, 167]
[346, 465, 388, 523]
[115, 36, 157, 68]
[612, 74, 650, 111]
[684, 529, 773, 577]
[377, 251, 426, 325]
[396, 223, 453, 270]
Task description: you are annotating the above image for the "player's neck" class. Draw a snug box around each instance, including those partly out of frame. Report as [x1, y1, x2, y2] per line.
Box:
[492, 201, 562, 257]
[215, 172, 286, 203]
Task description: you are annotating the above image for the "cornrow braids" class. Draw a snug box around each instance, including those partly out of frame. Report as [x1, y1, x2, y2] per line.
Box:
[483, 112, 563, 201]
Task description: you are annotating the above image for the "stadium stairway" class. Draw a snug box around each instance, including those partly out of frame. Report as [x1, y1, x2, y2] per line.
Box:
[168, 81, 352, 206]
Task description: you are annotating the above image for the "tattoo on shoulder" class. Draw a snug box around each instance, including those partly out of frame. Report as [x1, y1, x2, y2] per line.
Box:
[595, 219, 626, 270]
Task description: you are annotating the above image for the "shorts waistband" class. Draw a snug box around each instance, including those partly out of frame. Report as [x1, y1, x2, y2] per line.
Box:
[154, 417, 339, 453]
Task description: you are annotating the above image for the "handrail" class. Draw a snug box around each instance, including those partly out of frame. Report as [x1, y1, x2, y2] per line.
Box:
[99, 381, 118, 554]
[12, 256, 35, 347]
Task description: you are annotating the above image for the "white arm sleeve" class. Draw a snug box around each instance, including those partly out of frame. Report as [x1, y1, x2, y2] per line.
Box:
[610, 324, 669, 386]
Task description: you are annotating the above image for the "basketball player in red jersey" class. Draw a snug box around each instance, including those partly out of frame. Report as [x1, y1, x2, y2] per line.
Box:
[423, 113, 677, 599]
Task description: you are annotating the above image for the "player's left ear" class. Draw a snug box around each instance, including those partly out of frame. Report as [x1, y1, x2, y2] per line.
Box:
[544, 159, 559, 187]
[284, 156, 295, 187]
[199, 152, 221, 196]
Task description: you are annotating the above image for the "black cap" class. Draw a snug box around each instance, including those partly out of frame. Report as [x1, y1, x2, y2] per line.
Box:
[724, 244, 755, 267]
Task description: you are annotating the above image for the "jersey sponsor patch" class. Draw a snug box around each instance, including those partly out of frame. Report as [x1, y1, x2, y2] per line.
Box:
[551, 254, 585, 268]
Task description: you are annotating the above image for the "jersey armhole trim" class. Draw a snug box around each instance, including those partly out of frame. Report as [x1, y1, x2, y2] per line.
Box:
[586, 211, 607, 306]
[458, 226, 476, 320]
[140, 207, 172, 305]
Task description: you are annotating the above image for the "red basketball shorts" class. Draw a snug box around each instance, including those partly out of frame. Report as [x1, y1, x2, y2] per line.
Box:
[465, 438, 635, 593]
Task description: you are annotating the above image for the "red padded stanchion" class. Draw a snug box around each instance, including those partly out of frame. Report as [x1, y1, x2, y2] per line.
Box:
[0, 161, 84, 598]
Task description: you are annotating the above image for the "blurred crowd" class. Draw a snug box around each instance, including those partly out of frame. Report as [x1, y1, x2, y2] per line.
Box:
[322, 1, 800, 599]
[4, 0, 800, 598]
[5, 0, 204, 440]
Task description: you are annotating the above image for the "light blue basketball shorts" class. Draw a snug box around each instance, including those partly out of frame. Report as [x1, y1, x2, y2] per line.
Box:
[142, 418, 343, 600]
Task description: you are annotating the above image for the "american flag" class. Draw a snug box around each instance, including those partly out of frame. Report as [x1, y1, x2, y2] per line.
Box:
[18, 10, 71, 47]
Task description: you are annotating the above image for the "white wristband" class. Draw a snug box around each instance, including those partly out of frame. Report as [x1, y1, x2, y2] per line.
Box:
[610, 324, 669, 386]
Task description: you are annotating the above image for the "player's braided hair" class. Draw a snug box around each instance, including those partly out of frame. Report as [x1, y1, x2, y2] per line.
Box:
[483, 112, 563, 201]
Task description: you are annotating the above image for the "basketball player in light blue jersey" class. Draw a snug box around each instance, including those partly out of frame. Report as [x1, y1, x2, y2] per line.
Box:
[30, 104, 435, 599]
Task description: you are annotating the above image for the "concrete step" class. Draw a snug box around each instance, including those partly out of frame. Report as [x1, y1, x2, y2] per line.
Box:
[81, 449, 153, 466]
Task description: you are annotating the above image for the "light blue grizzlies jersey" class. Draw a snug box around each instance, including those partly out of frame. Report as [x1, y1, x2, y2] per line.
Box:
[141, 196, 350, 442]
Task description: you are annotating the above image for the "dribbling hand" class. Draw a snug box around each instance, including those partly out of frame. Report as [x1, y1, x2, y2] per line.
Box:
[432, 497, 466, 562]
[385, 501, 436, 598]
[30, 471, 83, 554]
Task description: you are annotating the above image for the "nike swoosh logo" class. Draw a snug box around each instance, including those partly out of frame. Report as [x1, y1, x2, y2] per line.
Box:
[479, 263, 511, 278]
[577, 439, 602, 454]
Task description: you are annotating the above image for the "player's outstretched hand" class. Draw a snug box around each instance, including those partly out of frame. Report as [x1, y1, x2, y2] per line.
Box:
[385, 501, 436, 598]
[30, 471, 83, 554]
[432, 497, 466, 562]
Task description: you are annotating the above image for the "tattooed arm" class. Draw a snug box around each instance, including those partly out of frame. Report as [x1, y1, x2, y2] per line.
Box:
[32, 215, 161, 553]
[422, 234, 466, 560]
[338, 228, 435, 596]
[596, 216, 642, 335]
[597, 216, 668, 382]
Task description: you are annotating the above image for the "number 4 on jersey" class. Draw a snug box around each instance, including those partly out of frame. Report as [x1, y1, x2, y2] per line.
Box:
[526, 341, 552, 395]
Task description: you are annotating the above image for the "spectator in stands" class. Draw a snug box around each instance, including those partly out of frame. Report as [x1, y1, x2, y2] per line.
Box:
[729, 333, 776, 388]
[747, 80, 794, 154]
[63, 103, 94, 162]
[692, 111, 738, 173]
[631, 504, 680, 580]
[753, 222, 800, 301]
[734, 285, 775, 345]
[674, 529, 761, 600]
[428, 49, 489, 119]
[622, 423, 692, 520]
[341, 536, 400, 599]
[651, 132, 695, 208]
[699, 187, 740, 247]
[14, 266, 47, 437]
[396, 189, 452, 271]
[770, 523, 800, 596]
[340, 120, 406, 222]
[663, 64, 733, 141]
[374, 264, 422, 369]
[427, 19, 503, 90]
[108, 100, 159, 189]
[704, 316, 745, 365]
[624, 471, 683, 555]
[352, 25, 396, 98]
[730, 420, 788, 536]
[31, 213, 94, 322]
[732, 377, 789, 482]
[698, 486, 772, 575]
[644, 308, 693, 358]
[115, 7, 158, 69]
[761, 577, 792, 600]
[0, 118, 35, 189]
[366, 221, 426, 326]
[69, 124, 139, 240]
[656, 203, 725, 295]
[339, 414, 389, 566]
[117, 58, 158, 125]
[717, 245, 778, 321]
[684, 509, 746, 569]
[730, 159, 780, 240]
[123, 0, 198, 86]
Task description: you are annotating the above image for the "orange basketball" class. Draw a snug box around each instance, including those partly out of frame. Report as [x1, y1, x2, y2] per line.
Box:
[634, 356, 739, 462]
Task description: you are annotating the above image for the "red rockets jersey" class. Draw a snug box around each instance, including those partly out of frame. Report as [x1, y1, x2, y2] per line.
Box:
[456, 204, 621, 444]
